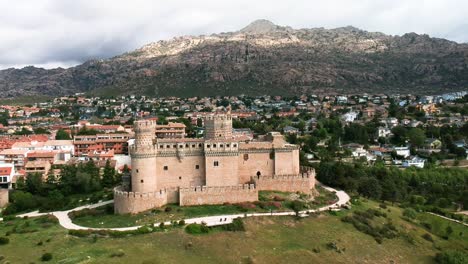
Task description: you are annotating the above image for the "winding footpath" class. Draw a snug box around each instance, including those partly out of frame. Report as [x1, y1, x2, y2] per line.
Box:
[14, 185, 350, 231]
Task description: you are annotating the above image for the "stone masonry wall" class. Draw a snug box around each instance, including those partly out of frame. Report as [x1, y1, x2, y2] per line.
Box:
[114, 186, 167, 214]
[253, 168, 315, 194]
[0, 189, 8, 208]
[179, 184, 258, 206]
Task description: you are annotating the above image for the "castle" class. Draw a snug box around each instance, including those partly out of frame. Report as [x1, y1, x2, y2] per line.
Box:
[114, 112, 316, 214]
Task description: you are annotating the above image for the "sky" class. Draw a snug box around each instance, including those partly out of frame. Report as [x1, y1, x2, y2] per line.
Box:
[1, 0, 467, 70]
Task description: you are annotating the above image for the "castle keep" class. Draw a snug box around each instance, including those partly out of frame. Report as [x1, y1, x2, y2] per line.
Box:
[114, 112, 315, 214]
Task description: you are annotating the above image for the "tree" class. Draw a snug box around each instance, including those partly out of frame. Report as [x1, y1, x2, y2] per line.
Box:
[435, 250, 468, 264]
[391, 126, 407, 145]
[26, 173, 44, 195]
[408, 128, 426, 148]
[33, 127, 50, 134]
[55, 129, 71, 140]
[9, 191, 37, 212]
[14, 127, 33, 135]
[358, 177, 382, 199]
[102, 159, 116, 188]
[344, 123, 369, 144]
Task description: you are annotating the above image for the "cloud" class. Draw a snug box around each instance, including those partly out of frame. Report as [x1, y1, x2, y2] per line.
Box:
[0, 0, 467, 69]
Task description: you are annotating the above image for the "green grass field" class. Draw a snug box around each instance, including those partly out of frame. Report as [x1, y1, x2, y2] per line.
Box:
[1, 199, 466, 263]
[71, 187, 336, 228]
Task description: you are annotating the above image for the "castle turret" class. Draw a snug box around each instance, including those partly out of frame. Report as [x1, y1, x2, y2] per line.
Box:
[130, 120, 157, 193]
[204, 113, 233, 140]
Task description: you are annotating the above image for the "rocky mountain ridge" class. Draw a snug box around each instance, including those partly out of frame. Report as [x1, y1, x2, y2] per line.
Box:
[1, 20, 467, 98]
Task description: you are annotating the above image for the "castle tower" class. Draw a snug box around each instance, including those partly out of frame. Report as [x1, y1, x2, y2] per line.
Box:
[204, 113, 233, 140]
[130, 120, 157, 193]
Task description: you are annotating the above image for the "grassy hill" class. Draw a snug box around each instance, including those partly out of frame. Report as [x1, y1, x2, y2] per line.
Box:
[0, 199, 466, 263]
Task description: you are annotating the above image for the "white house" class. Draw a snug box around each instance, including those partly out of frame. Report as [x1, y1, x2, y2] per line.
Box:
[402, 156, 426, 168]
[0, 163, 15, 189]
[12, 140, 74, 155]
[342, 111, 358, 123]
[377, 127, 392, 138]
[394, 146, 411, 158]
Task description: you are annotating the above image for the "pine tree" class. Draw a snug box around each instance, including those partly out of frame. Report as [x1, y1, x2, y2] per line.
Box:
[102, 159, 116, 188]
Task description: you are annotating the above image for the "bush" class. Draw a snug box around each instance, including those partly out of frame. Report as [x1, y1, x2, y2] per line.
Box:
[185, 223, 209, 234]
[222, 218, 245, 232]
[164, 206, 172, 212]
[422, 233, 434, 242]
[403, 208, 418, 220]
[273, 195, 285, 201]
[0, 237, 10, 245]
[289, 200, 305, 215]
[422, 222, 432, 231]
[178, 220, 186, 226]
[110, 250, 125, 258]
[41, 253, 53, 261]
[435, 250, 468, 264]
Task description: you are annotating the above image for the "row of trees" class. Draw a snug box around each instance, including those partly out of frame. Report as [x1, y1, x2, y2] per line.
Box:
[4, 160, 123, 214]
[317, 162, 468, 210]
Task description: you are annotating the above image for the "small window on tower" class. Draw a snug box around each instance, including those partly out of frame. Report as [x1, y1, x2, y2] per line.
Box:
[164, 166, 168, 170]
[179, 176, 182, 180]
[140, 179, 144, 183]
[244, 154, 249, 161]
[195, 165, 199, 169]
[233, 144, 237, 147]
[213, 144, 217, 148]
[214, 161, 219, 166]
[136, 169, 139, 173]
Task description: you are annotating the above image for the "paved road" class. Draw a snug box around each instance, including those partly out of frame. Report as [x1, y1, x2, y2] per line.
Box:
[16, 185, 351, 231]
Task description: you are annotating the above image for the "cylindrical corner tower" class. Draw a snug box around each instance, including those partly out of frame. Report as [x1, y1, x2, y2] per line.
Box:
[130, 120, 157, 193]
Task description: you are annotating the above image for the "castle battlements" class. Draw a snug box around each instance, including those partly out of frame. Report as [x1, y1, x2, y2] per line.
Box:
[180, 184, 256, 193]
[179, 184, 258, 206]
[253, 168, 316, 194]
[204, 114, 232, 121]
[255, 174, 312, 181]
[114, 186, 167, 198]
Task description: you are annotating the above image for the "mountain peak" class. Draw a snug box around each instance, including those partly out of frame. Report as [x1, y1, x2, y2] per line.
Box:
[239, 19, 279, 34]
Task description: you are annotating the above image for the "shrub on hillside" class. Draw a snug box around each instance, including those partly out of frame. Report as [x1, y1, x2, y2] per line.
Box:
[435, 250, 468, 264]
[422, 233, 434, 242]
[185, 223, 209, 234]
[402, 208, 418, 220]
[0, 237, 10, 245]
[41, 253, 52, 261]
[222, 218, 245, 232]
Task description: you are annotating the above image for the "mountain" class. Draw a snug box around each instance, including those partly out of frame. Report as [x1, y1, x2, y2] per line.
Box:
[1, 19, 468, 98]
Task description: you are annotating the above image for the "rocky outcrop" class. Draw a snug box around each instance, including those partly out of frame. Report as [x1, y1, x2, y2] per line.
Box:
[1, 20, 468, 98]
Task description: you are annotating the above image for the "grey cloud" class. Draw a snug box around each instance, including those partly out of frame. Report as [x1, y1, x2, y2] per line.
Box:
[0, 0, 467, 69]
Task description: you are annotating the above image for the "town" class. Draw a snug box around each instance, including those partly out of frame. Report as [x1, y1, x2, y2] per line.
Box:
[1, 91, 467, 193]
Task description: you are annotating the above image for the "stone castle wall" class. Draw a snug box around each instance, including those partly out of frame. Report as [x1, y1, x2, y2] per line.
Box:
[114, 186, 167, 214]
[0, 189, 8, 208]
[179, 184, 258, 206]
[253, 167, 315, 194]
